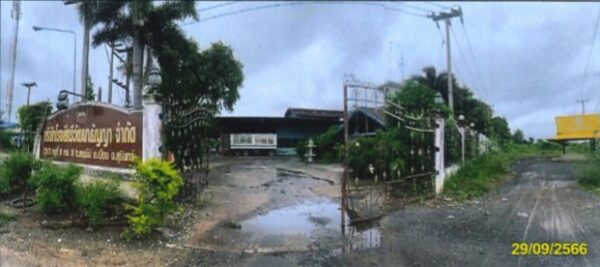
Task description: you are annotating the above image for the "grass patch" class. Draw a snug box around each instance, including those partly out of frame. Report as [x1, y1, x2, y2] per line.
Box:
[576, 160, 600, 194]
[443, 153, 510, 200]
[0, 211, 16, 228]
[443, 143, 562, 201]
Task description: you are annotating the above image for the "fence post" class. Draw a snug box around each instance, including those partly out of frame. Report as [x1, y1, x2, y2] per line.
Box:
[434, 116, 445, 194]
[142, 94, 163, 161]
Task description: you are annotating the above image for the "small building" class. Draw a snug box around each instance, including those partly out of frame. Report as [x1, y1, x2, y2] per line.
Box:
[216, 108, 343, 156]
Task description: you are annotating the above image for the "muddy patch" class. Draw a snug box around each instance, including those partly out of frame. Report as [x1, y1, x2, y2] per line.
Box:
[238, 199, 381, 252]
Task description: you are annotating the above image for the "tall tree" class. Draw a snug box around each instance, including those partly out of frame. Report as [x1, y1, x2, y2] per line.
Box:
[91, 1, 198, 109]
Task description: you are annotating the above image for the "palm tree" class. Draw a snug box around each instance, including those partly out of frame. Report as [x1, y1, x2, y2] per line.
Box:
[89, 1, 198, 109]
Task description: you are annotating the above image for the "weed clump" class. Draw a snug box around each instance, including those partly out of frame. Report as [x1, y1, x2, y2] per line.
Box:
[76, 180, 121, 225]
[31, 163, 81, 214]
[576, 161, 600, 192]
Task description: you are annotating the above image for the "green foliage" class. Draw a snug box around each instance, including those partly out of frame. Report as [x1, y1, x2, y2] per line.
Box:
[444, 153, 510, 200]
[0, 130, 16, 150]
[489, 116, 511, 144]
[535, 139, 562, 151]
[576, 160, 600, 192]
[0, 211, 16, 228]
[17, 101, 52, 133]
[31, 163, 81, 214]
[0, 151, 38, 197]
[124, 158, 183, 239]
[85, 75, 96, 101]
[445, 143, 563, 200]
[17, 101, 52, 151]
[295, 139, 308, 161]
[512, 129, 525, 144]
[296, 126, 343, 163]
[444, 119, 462, 165]
[348, 129, 406, 180]
[76, 180, 121, 225]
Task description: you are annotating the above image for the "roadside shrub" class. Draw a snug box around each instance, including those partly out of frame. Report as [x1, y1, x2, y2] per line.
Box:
[444, 153, 510, 200]
[0, 151, 38, 197]
[576, 161, 600, 191]
[0, 130, 16, 150]
[31, 163, 81, 214]
[76, 180, 121, 225]
[124, 158, 183, 239]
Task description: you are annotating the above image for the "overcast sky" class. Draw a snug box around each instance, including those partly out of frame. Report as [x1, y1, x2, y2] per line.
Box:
[2, 1, 600, 139]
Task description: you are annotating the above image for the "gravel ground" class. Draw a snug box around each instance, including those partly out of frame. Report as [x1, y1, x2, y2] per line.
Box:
[182, 157, 600, 267]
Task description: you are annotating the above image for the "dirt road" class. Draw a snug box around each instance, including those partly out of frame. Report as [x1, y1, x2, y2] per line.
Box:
[182, 157, 600, 267]
[2, 156, 599, 266]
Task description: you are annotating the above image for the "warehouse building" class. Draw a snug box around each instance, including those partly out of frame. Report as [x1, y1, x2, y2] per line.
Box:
[216, 108, 343, 155]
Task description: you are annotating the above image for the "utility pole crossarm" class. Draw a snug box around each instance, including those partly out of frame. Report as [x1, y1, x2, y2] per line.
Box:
[427, 7, 463, 22]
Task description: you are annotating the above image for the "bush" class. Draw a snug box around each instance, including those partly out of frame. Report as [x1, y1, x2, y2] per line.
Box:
[31, 163, 81, 214]
[576, 161, 600, 191]
[0, 130, 16, 150]
[444, 153, 510, 200]
[0, 151, 38, 197]
[76, 180, 121, 225]
[124, 158, 183, 239]
[348, 128, 406, 180]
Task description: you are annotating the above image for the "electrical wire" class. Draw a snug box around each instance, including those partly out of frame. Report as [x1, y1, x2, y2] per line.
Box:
[459, 21, 491, 100]
[183, 2, 428, 26]
[450, 26, 479, 98]
[424, 2, 452, 10]
[581, 6, 600, 100]
[198, 2, 239, 12]
[393, 2, 434, 13]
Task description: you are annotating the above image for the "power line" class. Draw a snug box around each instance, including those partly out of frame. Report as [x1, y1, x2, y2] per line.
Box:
[450, 26, 476, 91]
[393, 2, 434, 13]
[183, 2, 428, 26]
[581, 6, 600, 100]
[459, 21, 491, 100]
[424, 2, 452, 10]
[198, 2, 239, 12]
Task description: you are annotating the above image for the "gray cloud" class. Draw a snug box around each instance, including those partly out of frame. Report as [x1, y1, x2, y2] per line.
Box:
[2, 1, 600, 139]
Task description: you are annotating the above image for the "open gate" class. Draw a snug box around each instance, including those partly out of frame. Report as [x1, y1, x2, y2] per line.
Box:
[341, 75, 436, 228]
[162, 97, 213, 201]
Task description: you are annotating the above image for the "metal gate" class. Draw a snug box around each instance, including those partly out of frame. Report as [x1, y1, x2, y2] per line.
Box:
[341, 75, 436, 227]
[162, 97, 213, 201]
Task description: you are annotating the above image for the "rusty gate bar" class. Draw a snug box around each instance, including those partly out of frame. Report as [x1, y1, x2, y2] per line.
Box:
[342, 84, 348, 234]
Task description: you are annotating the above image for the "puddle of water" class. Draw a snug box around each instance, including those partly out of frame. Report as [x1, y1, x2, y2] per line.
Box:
[240, 199, 381, 250]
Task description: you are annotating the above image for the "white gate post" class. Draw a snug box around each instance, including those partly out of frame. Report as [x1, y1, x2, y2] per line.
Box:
[434, 116, 445, 194]
[142, 95, 163, 160]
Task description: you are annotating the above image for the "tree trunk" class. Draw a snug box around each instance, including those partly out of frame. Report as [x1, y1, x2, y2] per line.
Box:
[81, 17, 91, 98]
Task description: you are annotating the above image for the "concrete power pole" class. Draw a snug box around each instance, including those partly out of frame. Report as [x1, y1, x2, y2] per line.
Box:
[4, 0, 21, 123]
[576, 98, 589, 114]
[428, 7, 463, 115]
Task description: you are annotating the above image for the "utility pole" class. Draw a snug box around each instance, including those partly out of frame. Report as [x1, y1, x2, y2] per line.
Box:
[576, 98, 589, 114]
[21, 82, 37, 105]
[428, 7, 463, 115]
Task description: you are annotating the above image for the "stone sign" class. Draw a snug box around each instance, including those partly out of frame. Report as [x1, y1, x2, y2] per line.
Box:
[39, 103, 143, 169]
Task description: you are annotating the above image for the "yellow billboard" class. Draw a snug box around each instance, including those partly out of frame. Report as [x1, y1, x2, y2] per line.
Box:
[549, 114, 600, 141]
